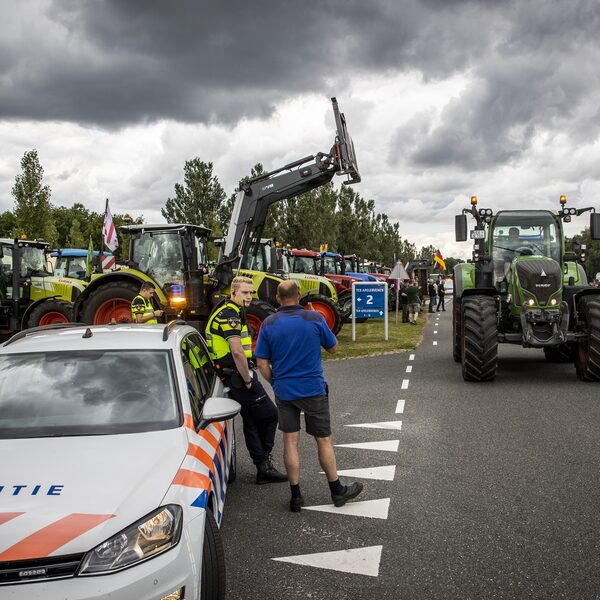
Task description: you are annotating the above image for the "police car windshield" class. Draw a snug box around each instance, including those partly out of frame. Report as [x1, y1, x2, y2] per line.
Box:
[0, 350, 180, 439]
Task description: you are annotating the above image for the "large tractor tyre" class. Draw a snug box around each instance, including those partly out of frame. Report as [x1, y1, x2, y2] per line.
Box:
[574, 296, 600, 381]
[81, 281, 140, 325]
[301, 294, 342, 335]
[452, 298, 462, 363]
[339, 292, 367, 324]
[200, 509, 226, 600]
[544, 343, 575, 363]
[461, 295, 498, 382]
[26, 300, 72, 328]
[246, 299, 276, 348]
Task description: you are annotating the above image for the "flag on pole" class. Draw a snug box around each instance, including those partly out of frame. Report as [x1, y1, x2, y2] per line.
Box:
[102, 201, 119, 251]
[433, 250, 446, 271]
[85, 237, 94, 279]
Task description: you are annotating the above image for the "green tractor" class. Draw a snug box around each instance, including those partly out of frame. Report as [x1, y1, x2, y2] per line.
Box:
[0, 238, 86, 333]
[71, 223, 280, 338]
[453, 195, 600, 381]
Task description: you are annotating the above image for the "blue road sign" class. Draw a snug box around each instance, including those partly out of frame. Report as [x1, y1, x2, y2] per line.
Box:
[353, 283, 386, 318]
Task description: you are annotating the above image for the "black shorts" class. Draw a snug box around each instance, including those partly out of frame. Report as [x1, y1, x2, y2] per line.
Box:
[275, 394, 331, 438]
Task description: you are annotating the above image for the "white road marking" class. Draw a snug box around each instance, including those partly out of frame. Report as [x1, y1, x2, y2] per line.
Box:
[405, 365, 412, 373]
[335, 440, 400, 452]
[409, 354, 415, 361]
[401, 379, 409, 389]
[395, 399, 405, 413]
[272, 545, 383, 577]
[327, 465, 396, 481]
[346, 420, 403, 431]
[433, 341, 438, 346]
[434, 330, 438, 334]
[303, 498, 390, 520]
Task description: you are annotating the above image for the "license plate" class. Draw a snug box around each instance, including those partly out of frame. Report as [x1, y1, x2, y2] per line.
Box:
[470, 230, 486, 239]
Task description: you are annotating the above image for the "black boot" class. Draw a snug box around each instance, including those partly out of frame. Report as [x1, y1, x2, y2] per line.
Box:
[256, 455, 288, 484]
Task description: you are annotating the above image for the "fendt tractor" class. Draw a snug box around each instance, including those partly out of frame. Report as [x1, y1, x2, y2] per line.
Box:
[453, 195, 600, 382]
[0, 238, 86, 334]
[73, 97, 360, 340]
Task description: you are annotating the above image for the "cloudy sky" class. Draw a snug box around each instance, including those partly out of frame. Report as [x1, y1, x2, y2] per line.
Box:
[2, 0, 600, 259]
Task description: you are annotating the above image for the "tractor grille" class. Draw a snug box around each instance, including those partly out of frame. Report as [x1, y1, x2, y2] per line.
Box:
[516, 259, 561, 305]
[0, 553, 84, 585]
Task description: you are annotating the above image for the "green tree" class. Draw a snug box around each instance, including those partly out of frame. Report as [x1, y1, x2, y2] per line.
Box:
[12, 150, 57, 244]
[162, 159, 227, 235]
[0, 211, 16, 237]
[66, 217, 86, 248]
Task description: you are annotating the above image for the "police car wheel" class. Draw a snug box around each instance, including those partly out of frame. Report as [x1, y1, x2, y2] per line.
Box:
[201, 509, 226, 600]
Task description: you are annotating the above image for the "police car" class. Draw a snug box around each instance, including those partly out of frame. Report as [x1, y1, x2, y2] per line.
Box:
[0, 322, 240, 599]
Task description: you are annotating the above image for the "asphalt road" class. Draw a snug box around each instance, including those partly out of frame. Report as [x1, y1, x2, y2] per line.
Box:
[221, 300, 600, 599]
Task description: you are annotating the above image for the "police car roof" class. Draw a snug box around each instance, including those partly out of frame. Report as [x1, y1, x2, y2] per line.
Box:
[0, 324, 193, 354]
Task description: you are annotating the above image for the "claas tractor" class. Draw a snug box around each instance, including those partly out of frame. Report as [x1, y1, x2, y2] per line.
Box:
[74, 97, 360, 341]
[453, 195, 600, 381]
[241, 241, 343, 334]
[0, 238, 86, 334]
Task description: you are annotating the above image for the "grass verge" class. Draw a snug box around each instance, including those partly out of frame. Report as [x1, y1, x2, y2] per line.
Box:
[325, 312, 428, 360]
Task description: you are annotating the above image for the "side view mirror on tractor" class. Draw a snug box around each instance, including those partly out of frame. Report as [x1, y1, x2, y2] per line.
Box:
[455, 214, 468, 242]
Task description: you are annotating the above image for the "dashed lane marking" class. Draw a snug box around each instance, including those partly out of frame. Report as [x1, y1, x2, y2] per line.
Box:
[409, 354, 415, 361]
[401, 379, 409, 389]
[345, 420, 402, 431]
[302, 498, 391, 520]
[433, 341, 438, 346]
[335, 440, 400, 452]
[272, 545, 383, 577]
[326, 465, 396, 481]
[395, 399, 405, 413]
[405, 365, 412, 373]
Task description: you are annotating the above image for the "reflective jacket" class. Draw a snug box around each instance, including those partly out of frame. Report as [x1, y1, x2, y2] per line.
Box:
[205, 300, 252, 364]
[131, 294, 157, 324]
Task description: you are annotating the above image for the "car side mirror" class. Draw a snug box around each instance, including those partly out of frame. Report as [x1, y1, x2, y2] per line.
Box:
[590, 213, 600, 240]
[455, 214, 468, 242]
[199, 396, 241, 429]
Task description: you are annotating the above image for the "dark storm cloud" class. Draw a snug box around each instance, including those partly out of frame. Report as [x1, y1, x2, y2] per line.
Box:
[0, 0, 500, 127]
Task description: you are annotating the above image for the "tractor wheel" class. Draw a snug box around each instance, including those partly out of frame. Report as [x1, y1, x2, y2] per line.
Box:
[574, 296, 600, 381]
[246, 300, 276, 349]
[339, 292, 367, 324]
[544, 344, 574, 363]
[461, 295, 498, 382]
[452, 297, 462, 363]
[81, 281, 140, 325]
[301, 294, 342, 334]
[26, 300, 72, 328]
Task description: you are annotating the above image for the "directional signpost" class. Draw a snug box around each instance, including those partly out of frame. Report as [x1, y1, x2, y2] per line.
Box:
[352, 281, 388, 341]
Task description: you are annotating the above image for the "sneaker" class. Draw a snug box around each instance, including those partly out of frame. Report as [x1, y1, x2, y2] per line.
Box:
[290, 495, 305, 512]
[331, 482, 364, 507]
[256, 455, 288, 484]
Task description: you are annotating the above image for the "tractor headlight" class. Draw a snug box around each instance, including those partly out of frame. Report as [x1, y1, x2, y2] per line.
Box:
[79, 505, 182, 575]
[550, 298, 558, 306]
[527, 299, 535, 306]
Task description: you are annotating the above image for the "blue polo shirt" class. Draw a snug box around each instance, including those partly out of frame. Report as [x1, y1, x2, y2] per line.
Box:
[255, 305, 337, 401]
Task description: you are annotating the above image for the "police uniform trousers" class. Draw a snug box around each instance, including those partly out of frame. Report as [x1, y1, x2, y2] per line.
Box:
[224, 372, 278, 465]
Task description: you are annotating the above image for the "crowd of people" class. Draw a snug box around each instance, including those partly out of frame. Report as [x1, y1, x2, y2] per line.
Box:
[396, 276, 448, 324]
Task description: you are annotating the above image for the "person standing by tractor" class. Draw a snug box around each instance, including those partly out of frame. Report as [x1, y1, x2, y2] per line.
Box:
[205, 275, 287, 485]
[406, 279, 421, 325]
[436, 278, 446, 312]
[399, 279, 410, 323]
[255, 279, 364, 512]
[131, 282, 164, 324]
[427, 279, 437, 313]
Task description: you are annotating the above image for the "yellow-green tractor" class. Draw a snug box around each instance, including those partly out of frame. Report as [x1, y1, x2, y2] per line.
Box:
[0, 238, 86, 334]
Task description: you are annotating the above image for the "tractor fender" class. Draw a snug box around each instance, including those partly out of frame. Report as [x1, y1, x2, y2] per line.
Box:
[21, 295, 61, 329]
[453, 263, 475, 299]
[72, 270, 167, 321]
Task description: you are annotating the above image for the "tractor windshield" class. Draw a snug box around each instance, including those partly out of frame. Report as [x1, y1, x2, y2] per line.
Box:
[131, 232, 185, 288]
[293, 256, 317, 275]
[491, 211, 561, 282]
[21, 247, 49, 276]
[322, 255, 338, 274]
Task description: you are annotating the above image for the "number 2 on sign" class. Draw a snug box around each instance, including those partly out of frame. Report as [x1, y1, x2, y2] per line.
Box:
[366, 295, 373, 304]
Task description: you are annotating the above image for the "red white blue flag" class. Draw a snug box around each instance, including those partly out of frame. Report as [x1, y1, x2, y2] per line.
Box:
[102, 202, 119, 251]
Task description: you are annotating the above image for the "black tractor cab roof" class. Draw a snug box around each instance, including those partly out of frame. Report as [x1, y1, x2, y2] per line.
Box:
[119, 223, 211, 236]
[0, 238, 49, 249]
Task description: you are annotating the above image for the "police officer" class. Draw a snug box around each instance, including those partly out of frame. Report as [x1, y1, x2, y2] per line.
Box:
[131, 282, 164, 324]
[205, 275, 286, 484]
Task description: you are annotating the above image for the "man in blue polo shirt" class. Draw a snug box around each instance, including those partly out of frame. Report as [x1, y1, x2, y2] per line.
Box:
[255, 279, 364, 512]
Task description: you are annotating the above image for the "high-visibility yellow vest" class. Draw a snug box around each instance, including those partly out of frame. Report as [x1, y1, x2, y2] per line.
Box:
[205, 301, 253, 362]
[131, 294, 157, 324]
